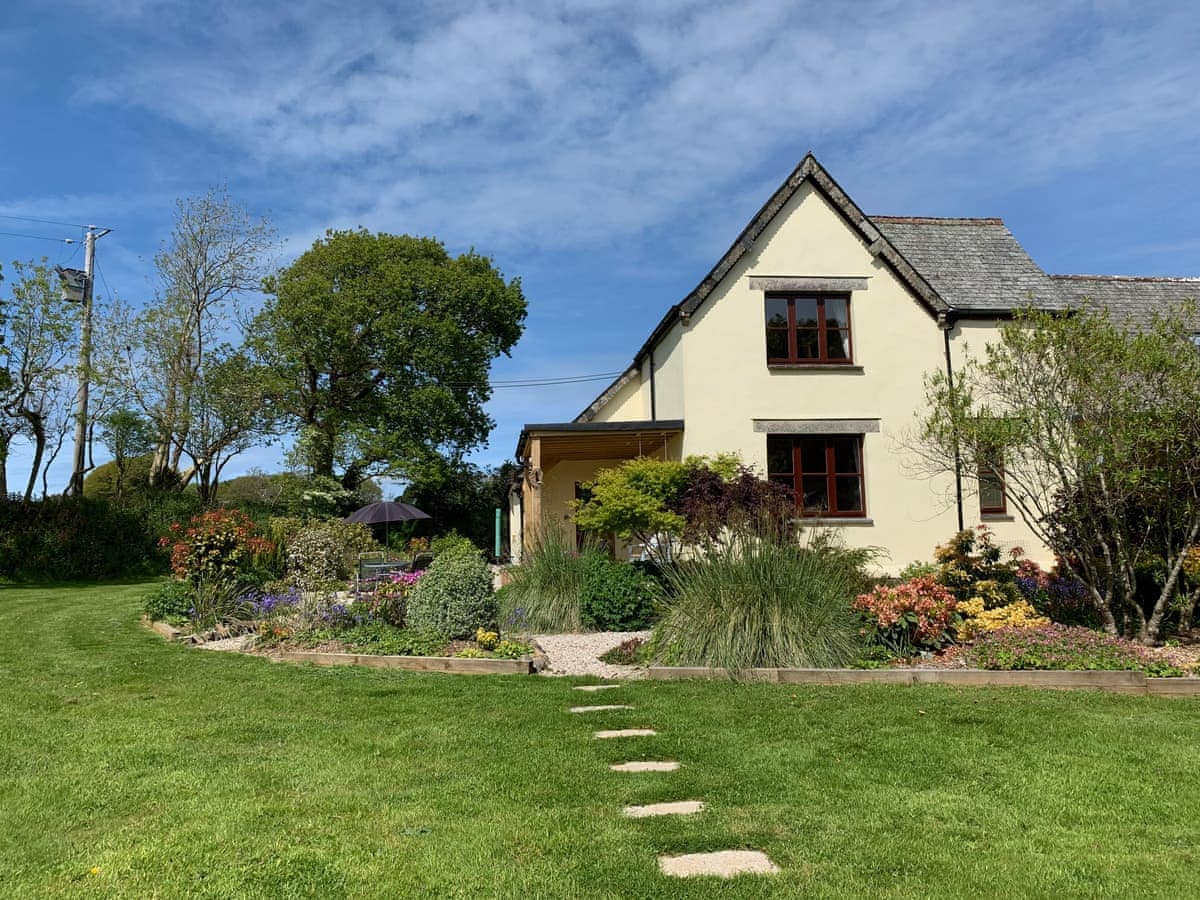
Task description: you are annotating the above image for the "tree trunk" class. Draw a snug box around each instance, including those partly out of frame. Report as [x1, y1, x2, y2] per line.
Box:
[0, 436, 9, 498]
[22, 416, 46, 505]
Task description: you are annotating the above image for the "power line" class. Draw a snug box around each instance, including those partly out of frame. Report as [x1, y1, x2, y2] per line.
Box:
[0, 212, 91, 229]
[0, 230, 77, 244]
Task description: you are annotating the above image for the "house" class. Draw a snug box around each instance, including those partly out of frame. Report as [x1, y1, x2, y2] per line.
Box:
[511, 154, 1200, 570]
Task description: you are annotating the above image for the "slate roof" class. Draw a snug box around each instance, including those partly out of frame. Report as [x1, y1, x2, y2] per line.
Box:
[871, 216, 1068, 313]
[1050, 275, 1200, 329]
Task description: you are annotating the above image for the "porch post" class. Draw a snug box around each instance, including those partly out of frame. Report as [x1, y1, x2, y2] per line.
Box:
[522, 435, 542, 554]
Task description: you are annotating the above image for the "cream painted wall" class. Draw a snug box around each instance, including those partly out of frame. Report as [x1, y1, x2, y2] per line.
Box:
[538, 457, 628, 544]
[947, 318, 1052, 563]
[588, 370, 647, 422]
[561, 181, 1053, 570]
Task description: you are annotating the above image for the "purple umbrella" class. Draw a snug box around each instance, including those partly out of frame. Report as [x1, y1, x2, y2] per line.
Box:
[344, 501, 431, 547]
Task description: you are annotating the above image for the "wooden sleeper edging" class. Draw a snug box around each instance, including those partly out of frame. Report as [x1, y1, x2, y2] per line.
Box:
[647, 666, 1200, 696]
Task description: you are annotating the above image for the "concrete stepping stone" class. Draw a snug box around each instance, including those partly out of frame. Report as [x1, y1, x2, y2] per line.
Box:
[594, 728, 656, 739]
[610, 761, 679, 772]
[658, 850, 779, 878]
[623, 800, 704, 818]
[574, 684, 622, 692]
[568, 704, 633, 713]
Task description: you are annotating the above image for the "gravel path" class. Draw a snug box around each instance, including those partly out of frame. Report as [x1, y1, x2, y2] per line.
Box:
[532, 631, 651, 678]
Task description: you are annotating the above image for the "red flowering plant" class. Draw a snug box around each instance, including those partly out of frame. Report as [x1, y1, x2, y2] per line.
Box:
[159, 508, 274, 585]
[853, 576, 960, 656]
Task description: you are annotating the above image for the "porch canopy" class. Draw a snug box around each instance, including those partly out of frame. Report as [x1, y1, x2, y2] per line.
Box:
[515, 419, 684, 467]
[515, 420, 684, 546]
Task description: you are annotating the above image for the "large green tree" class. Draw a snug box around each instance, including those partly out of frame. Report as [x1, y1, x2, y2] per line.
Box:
[251, 230, 526, 491]
[914, 305, 1200, 643]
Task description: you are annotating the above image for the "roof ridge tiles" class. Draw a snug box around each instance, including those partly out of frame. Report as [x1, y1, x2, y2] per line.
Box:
[1051, 273, 1200, 283]
[869, 215, 1005, 225]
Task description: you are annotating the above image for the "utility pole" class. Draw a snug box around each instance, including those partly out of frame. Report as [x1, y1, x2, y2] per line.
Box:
[66, 225, 110, 496]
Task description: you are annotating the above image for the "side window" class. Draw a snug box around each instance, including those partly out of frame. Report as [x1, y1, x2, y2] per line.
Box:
[978, 452, 1006, 515]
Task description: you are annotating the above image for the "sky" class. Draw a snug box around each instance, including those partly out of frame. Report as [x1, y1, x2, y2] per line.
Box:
[2, 0, 1199, 496]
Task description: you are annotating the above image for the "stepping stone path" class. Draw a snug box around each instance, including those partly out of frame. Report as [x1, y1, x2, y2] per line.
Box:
[570, 686, 777, 879]
[610, 761, 679, 772]
[659, 850, 780, 879]
[594, 728, 656, 739]
[623, 800, 704, 818]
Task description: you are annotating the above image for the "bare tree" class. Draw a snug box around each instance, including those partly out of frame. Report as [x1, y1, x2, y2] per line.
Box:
[108, 189, 275, 489]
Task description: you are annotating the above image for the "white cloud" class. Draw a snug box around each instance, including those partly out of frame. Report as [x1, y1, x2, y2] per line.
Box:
[67, 0, 1200, 259]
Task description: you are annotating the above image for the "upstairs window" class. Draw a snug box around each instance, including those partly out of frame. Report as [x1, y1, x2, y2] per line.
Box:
[978, 454, 1006, 516]
[767, 434, 865, 517]
[765, 294, 852, 364]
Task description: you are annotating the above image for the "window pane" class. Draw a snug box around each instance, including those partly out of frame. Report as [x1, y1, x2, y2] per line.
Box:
[794, 299, 819, 328]
[831, 437, 860, 474]
[824, 297, 848, 328]
[801, 476, 828, 513]
[765, 298, 789, 328]
[795, 328, 820, 359]
[766, 329, 789, 359]
[826, 328, 850, 360]
[799, 438, 826, 473]
[980, 469, 1004, 511]
[767, 437, 793, 474]
[834, 476, 863, 513]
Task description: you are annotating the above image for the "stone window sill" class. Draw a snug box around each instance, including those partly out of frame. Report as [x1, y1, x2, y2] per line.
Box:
[768, 364, 865, 373]
[980, 513, 1015, 522]
[798, 517, 875, 527]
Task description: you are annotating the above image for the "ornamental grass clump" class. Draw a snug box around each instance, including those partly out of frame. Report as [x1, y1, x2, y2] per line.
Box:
[968, 624, 1185, 676]
[498, 524, 597, 632]
[654, 529, 868, 672]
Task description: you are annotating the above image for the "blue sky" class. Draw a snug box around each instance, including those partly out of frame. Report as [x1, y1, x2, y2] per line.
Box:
[3, 0, 1199, 495]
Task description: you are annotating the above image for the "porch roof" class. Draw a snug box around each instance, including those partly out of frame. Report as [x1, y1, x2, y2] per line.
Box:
[516, 419, 684, 463]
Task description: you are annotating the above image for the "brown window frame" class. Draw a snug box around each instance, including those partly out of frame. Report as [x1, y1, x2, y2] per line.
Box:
[978, 457, 1007, 515]
[767, 434, 866, 518]
[765, 293, 853, 365]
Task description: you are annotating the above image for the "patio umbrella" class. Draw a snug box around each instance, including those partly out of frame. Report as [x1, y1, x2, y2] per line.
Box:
[344, 501, 431, 548]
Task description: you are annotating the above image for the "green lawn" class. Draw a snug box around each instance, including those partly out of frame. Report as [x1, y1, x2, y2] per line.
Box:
[1, 584, 1197, 899]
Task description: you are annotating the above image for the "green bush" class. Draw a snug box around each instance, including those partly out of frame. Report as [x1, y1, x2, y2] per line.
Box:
[406, 544, 496, 639]
[285, 520, 378, 591]
[143, 581, 195, 622]
[498, 525, 597, 632]
[339, 622, 449, 656]
[0, 496, 161, 581]
[580, 554, 659, 631]
[429, 531, 477, 558]
[654, 529, 869, 672]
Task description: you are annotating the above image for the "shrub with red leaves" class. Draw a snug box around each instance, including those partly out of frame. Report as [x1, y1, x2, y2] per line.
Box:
[159, 508, 273, 584]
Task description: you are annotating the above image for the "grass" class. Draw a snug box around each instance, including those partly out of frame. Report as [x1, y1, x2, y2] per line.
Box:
[1, 582, 1198, 898]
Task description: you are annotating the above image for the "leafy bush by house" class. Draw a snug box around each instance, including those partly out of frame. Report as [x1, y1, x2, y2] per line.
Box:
[654, 529, 868, 671]
[968, 625, 1185, 676]
[853, 576, 959, 655]
[406, 544, 496, 639]
[580, 555, 659, 631]
[429, 531, 477, 558]
[957, 598, 1049, 641]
